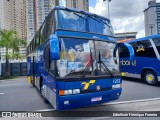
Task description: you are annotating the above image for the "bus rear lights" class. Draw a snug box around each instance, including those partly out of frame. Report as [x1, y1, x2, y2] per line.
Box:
[112, 84, 121, 89]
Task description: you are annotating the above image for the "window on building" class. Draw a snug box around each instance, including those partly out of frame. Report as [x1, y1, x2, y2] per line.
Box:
[73, 0, 77, 8]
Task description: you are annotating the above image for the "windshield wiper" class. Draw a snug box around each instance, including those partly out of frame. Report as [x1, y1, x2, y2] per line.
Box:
[79, 49, 94, 80]
[98, 50, 114, 77]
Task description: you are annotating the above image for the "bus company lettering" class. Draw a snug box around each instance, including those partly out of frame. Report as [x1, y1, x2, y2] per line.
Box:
[120, 60, 136, 66]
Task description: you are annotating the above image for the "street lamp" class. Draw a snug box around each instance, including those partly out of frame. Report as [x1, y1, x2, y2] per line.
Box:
[103, 0, 112, 19]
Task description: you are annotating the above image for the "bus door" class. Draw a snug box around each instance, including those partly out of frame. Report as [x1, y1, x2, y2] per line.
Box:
[118, 42, 135, 76]
[119, 45, 132, 72]
[31, 56, 36, 85]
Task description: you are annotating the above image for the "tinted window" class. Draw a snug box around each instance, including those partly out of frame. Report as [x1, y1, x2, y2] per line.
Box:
[42, 13, 54, 41]
[131, 40, 156, 58]
[40, 24, 45, 45]
[35, 33, 40, 48]
[152, 38, 160, 54]
[119, 46, 130, 58]
[40, 13, 54, 45]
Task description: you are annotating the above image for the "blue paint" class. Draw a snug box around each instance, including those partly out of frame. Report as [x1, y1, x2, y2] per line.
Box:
[120, 34, 160, 83]
[27, 6, 123, 110]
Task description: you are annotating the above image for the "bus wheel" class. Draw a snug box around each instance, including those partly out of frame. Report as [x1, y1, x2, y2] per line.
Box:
[40, 81, 49, 103]
[144, 71, 158, 86]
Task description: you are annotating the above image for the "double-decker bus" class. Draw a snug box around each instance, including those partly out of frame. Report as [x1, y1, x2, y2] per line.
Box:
[27, 6, 134, 110]
[119, 34, 160, 86]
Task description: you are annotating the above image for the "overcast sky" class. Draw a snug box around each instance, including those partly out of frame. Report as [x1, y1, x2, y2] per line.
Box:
[60, 0, 160, 38]
[89, 0, 160, 38]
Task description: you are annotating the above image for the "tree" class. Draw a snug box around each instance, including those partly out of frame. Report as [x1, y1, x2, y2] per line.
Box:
[0, 29, 27, 78]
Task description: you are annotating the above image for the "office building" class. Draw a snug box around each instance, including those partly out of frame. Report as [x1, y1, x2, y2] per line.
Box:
[66, 0, 89, 11]
[144, 0, 160, 36]
[0, 0, 26, 62]
[0, 0, 12, 30]
[26, 0, 59, 44]
[115, 32, 138, 41]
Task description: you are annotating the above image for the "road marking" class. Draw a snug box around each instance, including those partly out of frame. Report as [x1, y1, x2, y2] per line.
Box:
[0, 93, 4, 95]
[0, 84, 25, 87]
[36, 97, 160, 112]
[36, 109, 55, 112]
[106, 97, 160, 105]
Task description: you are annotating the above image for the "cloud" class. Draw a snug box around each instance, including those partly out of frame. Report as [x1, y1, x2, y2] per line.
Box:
[60, 0, 66, 7]
[89, 0, 158, 38]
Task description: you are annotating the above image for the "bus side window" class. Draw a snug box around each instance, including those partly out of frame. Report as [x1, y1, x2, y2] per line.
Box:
[44, 45, 50, 70]
[119, 46, 130, 58]
[49, 60, 56, 76]
[43, 13, 54, 42]
[40, 23, 45, 44]
[153, 38, 160, 54]
[135, 40, 156, 58]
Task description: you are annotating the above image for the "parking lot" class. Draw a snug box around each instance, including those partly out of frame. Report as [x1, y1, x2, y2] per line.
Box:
[0, 77, 160, 119]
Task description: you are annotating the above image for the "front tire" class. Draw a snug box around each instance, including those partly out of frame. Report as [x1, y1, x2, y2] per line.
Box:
[144, 71, 158, 86]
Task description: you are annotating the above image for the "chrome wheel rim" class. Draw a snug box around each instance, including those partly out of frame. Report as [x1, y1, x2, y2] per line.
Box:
[41, 85, 45, 97]
[146, 74, 155, 84]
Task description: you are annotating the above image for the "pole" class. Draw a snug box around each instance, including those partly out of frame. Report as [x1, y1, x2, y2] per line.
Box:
[149, 24, 154, 35]
[108, 1, 110, 19]
[103, 0, 111, 19]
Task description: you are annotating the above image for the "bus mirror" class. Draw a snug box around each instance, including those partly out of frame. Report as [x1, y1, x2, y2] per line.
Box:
[119, 42, 135, 61]
[49, 34, 60, 60]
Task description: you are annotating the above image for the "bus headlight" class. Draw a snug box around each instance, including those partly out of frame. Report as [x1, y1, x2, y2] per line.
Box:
[64, 90, 72, 95]
[112, 84, 121, 89]
[73, 89, 80, 94]
[59, 89, 80, 96]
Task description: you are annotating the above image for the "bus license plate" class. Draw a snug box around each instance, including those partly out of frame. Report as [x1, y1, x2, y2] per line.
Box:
[91, 96, 102, 102]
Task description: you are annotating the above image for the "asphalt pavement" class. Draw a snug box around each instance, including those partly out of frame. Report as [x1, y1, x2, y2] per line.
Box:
[0, 77, 160, 119]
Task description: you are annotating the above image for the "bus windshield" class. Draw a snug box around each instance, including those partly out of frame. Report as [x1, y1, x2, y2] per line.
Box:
[51, 38, 119, 78]
[55, 9, 114, 36]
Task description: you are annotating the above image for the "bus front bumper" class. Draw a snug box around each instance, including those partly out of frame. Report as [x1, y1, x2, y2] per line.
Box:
[57, 88, 122, 110]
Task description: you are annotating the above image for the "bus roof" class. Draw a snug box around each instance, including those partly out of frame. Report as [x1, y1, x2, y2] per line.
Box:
[53, 6, 110, 22]
[119, 34, 160, 43]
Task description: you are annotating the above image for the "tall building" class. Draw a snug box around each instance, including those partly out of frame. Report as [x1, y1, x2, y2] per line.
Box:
[26, 0, 59, 44]
[0, 0, 26, 62]
[144, 0, 160, 36]
[26, 0, 36, 44]
[66, 0, 89, 11]
[0, 0, 12, 30]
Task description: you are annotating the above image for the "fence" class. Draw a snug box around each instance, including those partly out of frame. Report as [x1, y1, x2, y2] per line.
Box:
[1, 62, 27, 76]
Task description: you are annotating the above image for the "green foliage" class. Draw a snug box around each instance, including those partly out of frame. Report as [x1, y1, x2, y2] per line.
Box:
[0, 29, 27, 78]
[0, 29, 27, 60]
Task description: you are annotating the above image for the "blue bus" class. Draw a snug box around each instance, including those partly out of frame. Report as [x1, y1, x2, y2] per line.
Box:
[119, 34, 160, 86]
[27, 7, 134, 110]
